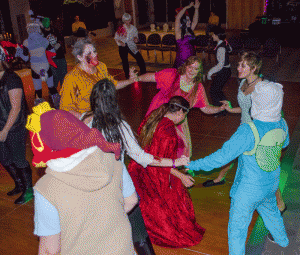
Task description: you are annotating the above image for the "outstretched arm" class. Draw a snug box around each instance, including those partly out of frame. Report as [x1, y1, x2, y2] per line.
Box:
[175, 2, 194, 40]
[191, 0, 200, 31]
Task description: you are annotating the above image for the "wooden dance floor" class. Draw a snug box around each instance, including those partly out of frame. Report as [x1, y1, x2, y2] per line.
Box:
[1, 58, 300, 253]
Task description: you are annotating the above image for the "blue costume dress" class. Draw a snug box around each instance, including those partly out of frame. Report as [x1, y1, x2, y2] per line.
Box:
[188, 118, 290, 254]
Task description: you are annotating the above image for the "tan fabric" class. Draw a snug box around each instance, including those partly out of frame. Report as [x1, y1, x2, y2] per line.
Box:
[34, 148, 135, 255]
[72, 21, 86, 33]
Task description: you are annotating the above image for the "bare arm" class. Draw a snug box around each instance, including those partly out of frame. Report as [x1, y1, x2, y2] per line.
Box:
[38, 233, 61, 255]
[170, 168, 195, 188]
[149, 155, 189, 167]
[124, 192, 139, 213]
[219, 101, 242, 113]
[175, 3, 194, 40]
[116, 79, 135, 90]
[191, 0, 200, 31]
[137, 72, 156, 83]
[0, 89, 22, 142]
[201, 104, 224, 114]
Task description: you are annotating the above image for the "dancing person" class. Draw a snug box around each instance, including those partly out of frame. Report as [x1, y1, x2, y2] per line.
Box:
[114, 13, 146, 79]
[203, 51, 287, 214]
[206, 11, 219, 35]
[0, 44, 33, 205]
[187, 77, 289, 254]
[173, 0, 200, 68]
[26, 101, 137, 255]
[207, 26, 232, 116]
[74, 78, 189, 254]
[59, 38, 135, 113]
[15, 15, 60, 109]
[42, 18, 68, 89]
[133, 56, 224, 157]
[128, 96, 205, 248]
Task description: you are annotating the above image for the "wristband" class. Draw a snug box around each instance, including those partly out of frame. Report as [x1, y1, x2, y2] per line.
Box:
[172, 159, 176, 168]
[227, 101, 233, 109]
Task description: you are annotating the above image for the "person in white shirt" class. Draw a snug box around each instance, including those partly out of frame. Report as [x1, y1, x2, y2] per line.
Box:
[207, 26, 232, 117]
[72, 78, 189, 254]
[114, 13, 146, 79]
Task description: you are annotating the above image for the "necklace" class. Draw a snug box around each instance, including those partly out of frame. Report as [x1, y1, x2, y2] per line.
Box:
[180, 75, 194, 92]
[242, 77, 259, 92]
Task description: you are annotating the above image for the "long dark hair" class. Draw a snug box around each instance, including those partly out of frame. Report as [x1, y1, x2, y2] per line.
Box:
[180, 15, 195, 40]
[140, 96, 190, 148]
[83, 78, 128, 151]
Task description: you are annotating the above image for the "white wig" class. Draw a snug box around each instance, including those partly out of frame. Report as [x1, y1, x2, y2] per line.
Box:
[122, 13, 132, 22]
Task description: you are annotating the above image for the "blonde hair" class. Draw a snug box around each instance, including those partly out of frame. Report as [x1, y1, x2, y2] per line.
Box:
[240, 51, 262, 75]
[178, 56, 203, 84]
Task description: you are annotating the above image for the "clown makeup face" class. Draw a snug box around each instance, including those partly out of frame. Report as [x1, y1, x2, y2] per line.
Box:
[237, 60, 255, 79]
[185, 61, 201, 80]
[78, 44, 99, 67]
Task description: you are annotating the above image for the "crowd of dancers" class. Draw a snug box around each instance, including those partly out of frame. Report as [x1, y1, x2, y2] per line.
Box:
[0, 3, 290, 255]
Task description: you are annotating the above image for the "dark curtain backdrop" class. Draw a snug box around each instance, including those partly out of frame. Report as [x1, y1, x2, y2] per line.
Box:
[137, 0, 148, 25]
[29, 0, 115, 36]
[152, 0, 226, 23]
[0, 0, 14, 34]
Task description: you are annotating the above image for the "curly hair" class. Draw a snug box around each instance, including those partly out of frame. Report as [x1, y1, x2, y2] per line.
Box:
[178, 56, 203, 84]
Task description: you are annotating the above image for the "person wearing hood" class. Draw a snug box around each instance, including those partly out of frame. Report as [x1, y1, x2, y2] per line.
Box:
[186, 80, 290, 254]
[27, 101, 136, 255]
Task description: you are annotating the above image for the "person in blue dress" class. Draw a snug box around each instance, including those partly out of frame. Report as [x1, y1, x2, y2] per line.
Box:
[187, 79, 289, 254]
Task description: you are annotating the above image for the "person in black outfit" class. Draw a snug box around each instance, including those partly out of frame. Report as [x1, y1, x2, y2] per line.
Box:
[207, 26, 232, 116]
[0, 44, 33, 204]
[42, 18, 68, 89]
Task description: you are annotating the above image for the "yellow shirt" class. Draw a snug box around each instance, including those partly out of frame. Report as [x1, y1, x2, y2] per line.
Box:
[72, 21, 87, 33]
[59, 62, 117, 113]
[208, 15, 219, 26]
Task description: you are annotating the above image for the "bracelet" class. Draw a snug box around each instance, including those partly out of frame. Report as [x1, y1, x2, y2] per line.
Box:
[172, 159, 176, 168]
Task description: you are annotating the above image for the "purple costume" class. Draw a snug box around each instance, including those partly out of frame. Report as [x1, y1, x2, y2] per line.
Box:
[173, 35, 196, 69]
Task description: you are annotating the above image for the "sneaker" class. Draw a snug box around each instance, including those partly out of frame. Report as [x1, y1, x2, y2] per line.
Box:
[267, 233, 276, 243]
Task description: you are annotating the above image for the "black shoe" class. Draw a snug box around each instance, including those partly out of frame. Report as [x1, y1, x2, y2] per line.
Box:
[203, 179, 226, 187]
[14, 165, 33, 205]
[3, 164, 23, 196]
[267, 233, 276, 243]
[14, 188, 33, 205]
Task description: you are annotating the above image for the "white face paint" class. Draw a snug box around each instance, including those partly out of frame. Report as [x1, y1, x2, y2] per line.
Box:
[79, 44, 99, 67]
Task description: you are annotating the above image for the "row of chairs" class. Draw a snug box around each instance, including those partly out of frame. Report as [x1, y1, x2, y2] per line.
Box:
[136, 32, 282, 65]
[136, 33, 177, 64]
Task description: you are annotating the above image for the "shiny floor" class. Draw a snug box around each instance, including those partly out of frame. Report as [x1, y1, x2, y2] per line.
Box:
[1, 36, 300, 255]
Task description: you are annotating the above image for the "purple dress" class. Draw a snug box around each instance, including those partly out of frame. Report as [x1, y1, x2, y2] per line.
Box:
[173, 35, 196, 69]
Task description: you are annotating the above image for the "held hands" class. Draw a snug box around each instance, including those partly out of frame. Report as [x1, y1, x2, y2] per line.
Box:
[129, 67, 138, 82]
[175, 155, 190, 167]
[220, 100, 232, 112]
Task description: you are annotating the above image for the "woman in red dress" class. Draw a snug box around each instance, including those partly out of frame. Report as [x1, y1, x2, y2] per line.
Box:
[128, 96, 205, 248]
[133, 56, 224, 157]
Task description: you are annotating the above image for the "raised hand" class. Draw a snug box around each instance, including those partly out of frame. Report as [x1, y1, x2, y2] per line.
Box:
[186, 2, 194, 9]
[175, 155, 190, 166]
[194, 0, 201, 9]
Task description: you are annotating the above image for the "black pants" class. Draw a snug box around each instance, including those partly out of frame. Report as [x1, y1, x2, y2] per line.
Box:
[51, 58, 68, 88]
[0, 127, 30, 168]
[210, 67, 231, 106]
[119, 45, 146, 79]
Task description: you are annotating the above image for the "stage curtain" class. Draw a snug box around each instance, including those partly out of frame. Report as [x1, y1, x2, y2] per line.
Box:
[227, 0, 264, 29]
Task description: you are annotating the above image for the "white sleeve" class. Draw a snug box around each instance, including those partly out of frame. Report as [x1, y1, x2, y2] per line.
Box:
[120, 121, 154, 168]
[122, 167, 136, 198]
[208, 47, 225, 77]
[33, 190, 61, 237]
